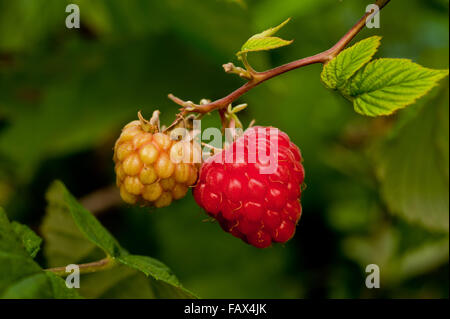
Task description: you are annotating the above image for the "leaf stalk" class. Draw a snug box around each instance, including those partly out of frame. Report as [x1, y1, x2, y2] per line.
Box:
[45, 257, 115, 277]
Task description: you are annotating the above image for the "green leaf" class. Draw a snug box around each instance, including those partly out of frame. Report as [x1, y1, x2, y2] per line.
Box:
[48, 181, 125, 258]
[321, 36, 382, 89]
[396, 237, 449, 281]
[0, 208, 81, 298]
[42, 181, 197, 298]
[250, 17, 291, 39]
[79, 264, 193, 299]
[239, 37, 293, 55]
[0, 208, 42, 295]
[2, 271, 82, 299]
[118, 255, 181, 286]
[45, 271, 83, 299]
[238, 18, 293, 55]
[346, 58, 449, 116]
[11, 222, 42, 258]
[41, 185, 104, 267]
[342, 225, 398, 269]
[341, 221, 449, 285]
[79, 265, 156, 298]
[373, 88, 449, 232]
[118, 254, 197, 298]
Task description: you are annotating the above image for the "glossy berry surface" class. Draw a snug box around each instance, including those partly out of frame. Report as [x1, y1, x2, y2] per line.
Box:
[114, 119, 199, 208]
[193, 126, 304, 248]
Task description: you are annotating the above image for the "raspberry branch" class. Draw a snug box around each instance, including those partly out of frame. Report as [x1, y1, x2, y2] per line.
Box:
[168, 0, 390, 117]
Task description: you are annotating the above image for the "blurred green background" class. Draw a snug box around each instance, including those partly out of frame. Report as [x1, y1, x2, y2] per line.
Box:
[0, 0, 448, 298]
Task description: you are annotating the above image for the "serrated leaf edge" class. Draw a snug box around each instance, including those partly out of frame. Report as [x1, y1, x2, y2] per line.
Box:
[321, 36, 382, 90]
[350, 58, 449, 116]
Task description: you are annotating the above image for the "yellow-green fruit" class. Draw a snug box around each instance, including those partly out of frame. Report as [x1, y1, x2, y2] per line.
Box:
[114, 119, 200, 208]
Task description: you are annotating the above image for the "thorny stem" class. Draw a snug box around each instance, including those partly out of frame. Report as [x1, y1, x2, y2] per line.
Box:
[167, 0, 390, 118]
[45, 257, 115, 277]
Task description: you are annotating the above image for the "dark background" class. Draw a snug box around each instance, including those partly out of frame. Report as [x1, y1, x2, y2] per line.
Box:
[0, 0, 448, 298]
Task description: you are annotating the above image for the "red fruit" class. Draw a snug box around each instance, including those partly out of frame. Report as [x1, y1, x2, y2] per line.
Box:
[193, 126, 304, 248]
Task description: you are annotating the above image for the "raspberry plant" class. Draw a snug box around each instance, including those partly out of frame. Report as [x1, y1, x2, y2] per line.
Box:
[111, 0, 446, 249]
[0, 0, 448, 298]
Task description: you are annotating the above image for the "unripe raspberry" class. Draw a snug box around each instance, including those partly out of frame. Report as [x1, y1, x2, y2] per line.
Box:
[193, 126, 304, 248]
[114, 114, 200, 208]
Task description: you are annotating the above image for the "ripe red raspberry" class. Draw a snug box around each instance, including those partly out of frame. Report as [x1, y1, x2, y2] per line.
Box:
[193, 126, 304, 248]
[114, 116, 200, 208]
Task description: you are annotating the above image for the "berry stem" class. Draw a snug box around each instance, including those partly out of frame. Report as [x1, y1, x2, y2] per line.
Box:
[168, 0, 390, 115]
[44, 257, 115, 276]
